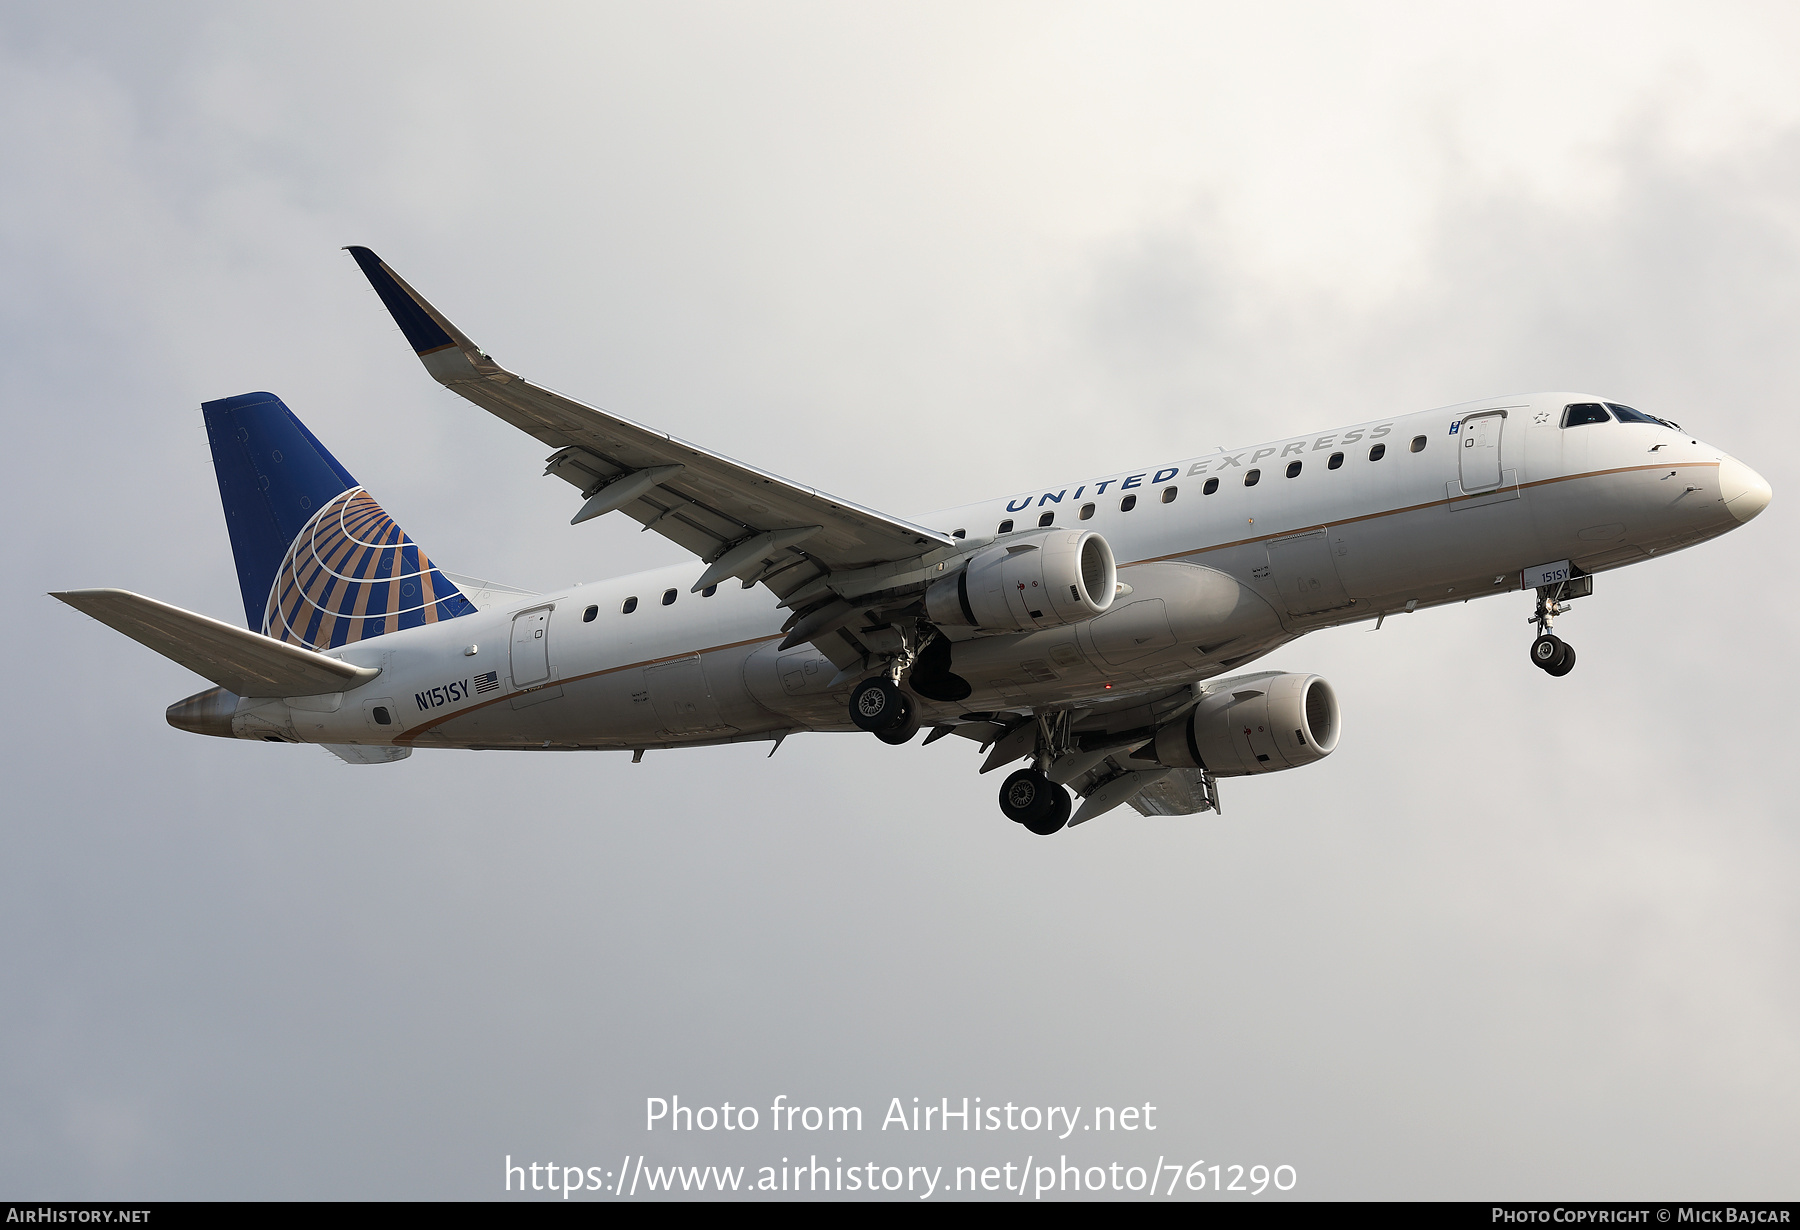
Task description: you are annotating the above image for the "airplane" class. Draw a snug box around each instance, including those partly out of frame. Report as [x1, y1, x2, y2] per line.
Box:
[53, 247, 1773, 835]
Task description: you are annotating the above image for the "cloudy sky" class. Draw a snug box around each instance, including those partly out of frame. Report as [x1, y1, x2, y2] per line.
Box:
[2, 1, 1796, 1200]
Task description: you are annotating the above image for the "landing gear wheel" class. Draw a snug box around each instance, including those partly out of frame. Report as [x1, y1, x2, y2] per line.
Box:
[1530, 634, 1565, 670]
[873, 696, 921, 744]
[1023, 784, 1072, 836]
[850, 677, 904, 732]
[999, 767, 1060, 825]
[1543, 644, 1577, 677]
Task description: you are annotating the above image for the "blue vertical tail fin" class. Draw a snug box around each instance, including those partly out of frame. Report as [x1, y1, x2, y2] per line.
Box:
[202, 392, 474, 650]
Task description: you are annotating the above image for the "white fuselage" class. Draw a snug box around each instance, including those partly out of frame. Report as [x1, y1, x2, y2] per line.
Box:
[234, 393, 1763, 752]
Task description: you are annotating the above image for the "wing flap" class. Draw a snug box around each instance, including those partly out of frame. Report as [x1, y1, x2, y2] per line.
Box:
[52, 589, 379, 698]
[323, 744, 413, 765]
[1128, 768, 1218, 817]
[1069, 769, 1170, 826]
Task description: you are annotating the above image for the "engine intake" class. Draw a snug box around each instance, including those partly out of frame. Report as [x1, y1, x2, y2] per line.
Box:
[926, 530, 1117, 634]
[1145, 671, 1340, 777]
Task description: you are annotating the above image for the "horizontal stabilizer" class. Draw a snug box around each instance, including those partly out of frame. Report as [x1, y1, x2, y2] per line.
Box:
[52, 589, 379, 698]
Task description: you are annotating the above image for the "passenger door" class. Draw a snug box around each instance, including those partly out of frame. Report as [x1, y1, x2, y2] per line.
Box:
[1458, 411, 1505, 490]
[510, 606, 553, 688]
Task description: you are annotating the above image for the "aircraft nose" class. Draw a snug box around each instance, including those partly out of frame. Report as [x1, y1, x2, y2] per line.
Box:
[1718, 455, 1772, 524]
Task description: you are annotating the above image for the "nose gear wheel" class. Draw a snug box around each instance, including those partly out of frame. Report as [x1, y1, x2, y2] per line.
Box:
[1529, 633, 1576, 676]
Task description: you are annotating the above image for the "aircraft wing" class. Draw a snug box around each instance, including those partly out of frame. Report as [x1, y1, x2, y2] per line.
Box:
[345, 248, 959, 631]
[52, 589, 379, 698]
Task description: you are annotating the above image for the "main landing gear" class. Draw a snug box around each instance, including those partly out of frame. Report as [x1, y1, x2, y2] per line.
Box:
[998, 767, 1072, 836]
[849, 676, 920, 744]
[848, 653, 1072, 834]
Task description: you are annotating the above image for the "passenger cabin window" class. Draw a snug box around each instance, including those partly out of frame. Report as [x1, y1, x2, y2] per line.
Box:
[1203, 477, 1219, 495]
[1563, 402, 1612, 427]
[1161, 486, 1178, 503]
[622, 596, 639, 613]
[662, 588, 677, 606]
[1079, 503, 1095, 520]
[583, 604, 598, 622]
[1285, 461, 1302, 478]
[1038, 511, 1055, 527]
[372, 706, 392, 726]
[1328, 452, 1344, 469]
[953, 528, 966, 538]
[1244, 469, 1261, 486]
[701, 585, 718, 598]
[1410, 435, 1427, 453]
[998, 519, 1013, 534]
[1369, 443, 1386, 461]
[1120, 494, 1137, 511]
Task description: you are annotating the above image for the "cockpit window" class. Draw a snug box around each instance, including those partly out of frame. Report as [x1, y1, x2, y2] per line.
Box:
[1606, 402, 1680, 430]
[1562, 403, 1612, 427]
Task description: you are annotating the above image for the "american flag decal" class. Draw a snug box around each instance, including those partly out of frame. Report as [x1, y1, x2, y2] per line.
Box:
[474, 671, 500, 695]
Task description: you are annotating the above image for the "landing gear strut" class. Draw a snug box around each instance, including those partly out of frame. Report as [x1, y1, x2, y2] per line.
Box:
[998, 767, 1071, 835]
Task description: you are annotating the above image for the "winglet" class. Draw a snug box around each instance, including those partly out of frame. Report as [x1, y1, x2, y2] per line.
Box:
[344, 246, 485, 362]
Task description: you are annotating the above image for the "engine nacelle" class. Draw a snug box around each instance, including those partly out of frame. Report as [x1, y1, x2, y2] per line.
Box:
[1145, 671, 1340, 777]
[925, 529, 1117, 634]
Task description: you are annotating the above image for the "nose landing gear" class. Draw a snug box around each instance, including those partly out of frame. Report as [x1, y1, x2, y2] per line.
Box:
[1527, 574, 1589, 677]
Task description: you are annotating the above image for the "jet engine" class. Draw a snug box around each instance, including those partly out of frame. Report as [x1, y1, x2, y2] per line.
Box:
[925, 529, 1117, 634]
[1140, 671, 1340, 777]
